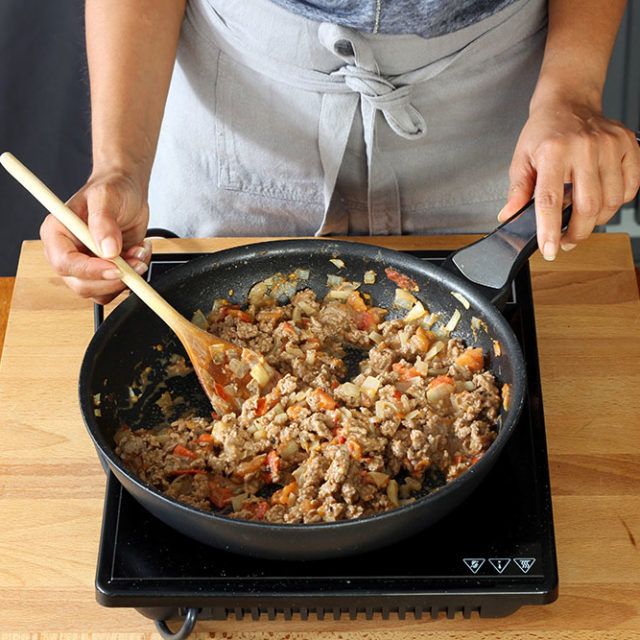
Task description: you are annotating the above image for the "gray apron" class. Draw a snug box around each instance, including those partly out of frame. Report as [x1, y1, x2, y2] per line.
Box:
[148, 0, 547, 238]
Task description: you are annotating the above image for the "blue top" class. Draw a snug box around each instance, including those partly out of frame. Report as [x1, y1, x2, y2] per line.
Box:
[267, 0, 520, 38]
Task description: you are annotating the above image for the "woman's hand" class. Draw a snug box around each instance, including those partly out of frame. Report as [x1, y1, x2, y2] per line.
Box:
[498, 102, 640, 260]
[40, 170, 151, 304]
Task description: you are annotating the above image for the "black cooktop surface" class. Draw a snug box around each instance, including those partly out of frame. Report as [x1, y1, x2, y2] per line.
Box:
[94, 250, 557, 632]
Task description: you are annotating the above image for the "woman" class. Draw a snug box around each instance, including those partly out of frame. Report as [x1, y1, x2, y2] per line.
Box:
[40, 0, 640, 303]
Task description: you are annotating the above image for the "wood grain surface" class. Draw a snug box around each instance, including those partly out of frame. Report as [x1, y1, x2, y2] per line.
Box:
[0, 235, 639, 640]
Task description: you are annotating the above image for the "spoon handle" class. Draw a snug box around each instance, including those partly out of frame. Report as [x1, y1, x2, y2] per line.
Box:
[0, 152, 188, 333]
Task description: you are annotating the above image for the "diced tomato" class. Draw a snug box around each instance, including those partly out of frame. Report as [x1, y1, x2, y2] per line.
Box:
[385, 268, 419, 291]
[354, 310, 376, 331]
[347, 439, 362, 461]
[392, 362, 420, 380]
[311, 388, 338, 411]
[286, 404, 307, 420]
[455, 347, 484, 371]
[427, 375, 456, 391]
[346, 291, 368, 314]
[197, 433, 214, 444]
[271, 481, 297, 505]
[245, 500, 269, 520]
[173, 444, 199, 460]
[333, 427, 346, 445]
[208, 480, 233, 508]
[255, 397, 268, 417]
[280, 321, 297, 336]
[220, 306, 254, 323]
[213, 381, 230, 402]
[412, 327, 432, 352]
[233, 454, 267, 478]
[264, 450, 281, 483]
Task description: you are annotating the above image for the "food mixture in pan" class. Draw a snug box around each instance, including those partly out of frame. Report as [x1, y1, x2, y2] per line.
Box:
[113, 268, 502, 523]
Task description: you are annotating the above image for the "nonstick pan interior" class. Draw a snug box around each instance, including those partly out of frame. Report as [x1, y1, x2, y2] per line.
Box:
[80, 239, 526, 560]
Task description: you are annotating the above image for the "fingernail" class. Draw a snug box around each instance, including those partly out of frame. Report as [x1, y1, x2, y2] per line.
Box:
[133, 241, 151, 261]
[133, 261, 149, 275]
[542, 242, 556, 261]
[561, 243, 577, 252]
[102, 268, 121, 280]
[497, 206, 506, 221]
[100, 237, 119, 259]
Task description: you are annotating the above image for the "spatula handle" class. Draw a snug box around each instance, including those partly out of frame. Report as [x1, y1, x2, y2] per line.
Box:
[0, 152, 187, 331]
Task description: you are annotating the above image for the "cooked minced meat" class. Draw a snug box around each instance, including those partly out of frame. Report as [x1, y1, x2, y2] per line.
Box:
[114, 283, 501, 524]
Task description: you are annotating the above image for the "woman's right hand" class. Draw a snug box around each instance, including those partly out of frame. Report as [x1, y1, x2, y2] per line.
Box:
[40, 169, 151, 305]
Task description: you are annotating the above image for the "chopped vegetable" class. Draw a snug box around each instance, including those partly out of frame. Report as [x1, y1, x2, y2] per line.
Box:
[426, 376, 456, 403]
[385, 268, 419, 291]
[455, 348, 484, 371]
[311, 388, 338, 411]
[173, 444, 199, 460]
[443, 308, 461, 332]
[450, 291, 470, 309]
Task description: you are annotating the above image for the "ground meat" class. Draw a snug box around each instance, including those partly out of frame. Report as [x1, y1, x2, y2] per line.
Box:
[114, 281, 502, 524]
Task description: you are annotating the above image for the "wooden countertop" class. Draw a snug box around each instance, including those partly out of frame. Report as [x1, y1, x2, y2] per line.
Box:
[1, 235, 639, 640]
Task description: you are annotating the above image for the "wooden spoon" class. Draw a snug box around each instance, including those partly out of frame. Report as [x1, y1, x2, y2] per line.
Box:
[0, 152, 277, 414]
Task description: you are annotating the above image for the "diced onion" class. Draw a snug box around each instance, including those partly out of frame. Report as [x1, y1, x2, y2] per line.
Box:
[294, 268, 310, 280]
[364, 270, 376, 284]
[421, 313, 438, 328]
[403, 300, 426, 324]
[279, 440, 299, 459]
[230, 493, 249, 512]
[426, 380, 455, 403]
[424, 340, 445, 361]
[361, 376, 381, 399]
[250, 362, 272, 387]
[387, 479, 399, 507]
[367, 471, 390, 488]
[329, 258, 345, 269]
[444, 308, 462, 333]
[296, 300, 317, 315]
[248, 281, 269, 305]
[394, 288, 418, 310]
[336, 382, 361, 402]
[375, 400, 396, 418]
[368, 331, 383, 344]
[325, 289, 351, 301]
[450, 291, 470, 309]
[327, 274, 344, 286]
[191, 309, 208, 329]
[228, 358, 249, 379]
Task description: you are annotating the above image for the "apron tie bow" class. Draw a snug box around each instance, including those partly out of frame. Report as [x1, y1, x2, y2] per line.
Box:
[317, 24, 427, 234]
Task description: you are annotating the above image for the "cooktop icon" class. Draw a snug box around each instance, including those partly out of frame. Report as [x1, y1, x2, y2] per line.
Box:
[489, 558, 511, 573]
[513, 557, 537, 573]
[463, 558, 486, 574]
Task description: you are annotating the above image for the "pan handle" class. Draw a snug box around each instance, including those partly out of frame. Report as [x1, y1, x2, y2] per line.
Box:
[441, 185, 573, 308]
[442, 132, 640, 308]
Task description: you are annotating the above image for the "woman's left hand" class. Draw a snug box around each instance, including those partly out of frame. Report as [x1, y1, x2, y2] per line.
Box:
[498, 101, 640, 260]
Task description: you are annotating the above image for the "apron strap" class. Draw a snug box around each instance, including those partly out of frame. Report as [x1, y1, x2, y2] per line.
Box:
[316, 24, 427, 235]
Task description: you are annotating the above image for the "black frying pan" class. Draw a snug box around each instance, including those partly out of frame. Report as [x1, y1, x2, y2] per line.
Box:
[79, 198, 566, 560]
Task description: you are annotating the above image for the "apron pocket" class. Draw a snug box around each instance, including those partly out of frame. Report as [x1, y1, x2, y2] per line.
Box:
[215, 51, 325, 205]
